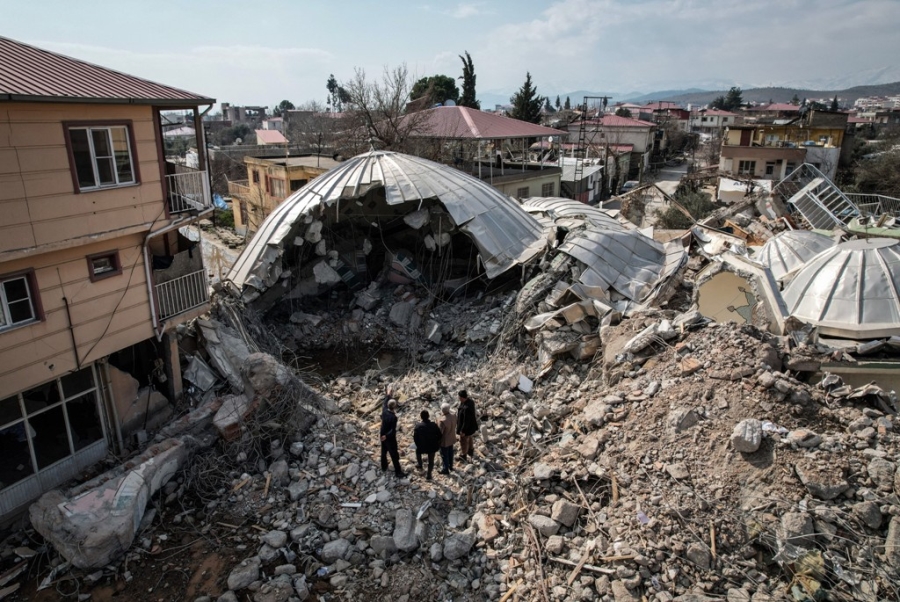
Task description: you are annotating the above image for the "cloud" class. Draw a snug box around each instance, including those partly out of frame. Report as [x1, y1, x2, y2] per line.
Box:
[449, 3, 481, 18]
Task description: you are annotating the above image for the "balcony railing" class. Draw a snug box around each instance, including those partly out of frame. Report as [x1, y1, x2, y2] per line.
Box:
[227, 179, 252, 197]
[167, 168, 212, 214]
[155, 269, 209, 321]
[846, 193, 900, 218]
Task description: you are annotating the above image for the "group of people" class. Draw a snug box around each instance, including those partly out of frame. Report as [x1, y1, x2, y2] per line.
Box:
[379, 385, 479, 480]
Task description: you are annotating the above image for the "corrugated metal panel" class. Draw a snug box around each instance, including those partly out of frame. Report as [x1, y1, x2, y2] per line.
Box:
[227, 150, 548, 292]
[0, 36, 214, 105]
[757, 230, 835, 281]
[782, 238, 900, 339]
[522, 197, 634, 232]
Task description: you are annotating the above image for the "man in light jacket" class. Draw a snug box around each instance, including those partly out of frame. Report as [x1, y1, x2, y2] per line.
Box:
[438, 403, 457, 474]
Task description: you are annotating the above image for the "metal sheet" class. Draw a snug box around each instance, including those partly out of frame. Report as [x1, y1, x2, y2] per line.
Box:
[522, 197, 634, 232]
[227, 150, 548, 293]
[558, 228, 686, 307]
[782, 238, 900, 339]
[756, 230, 835, 281]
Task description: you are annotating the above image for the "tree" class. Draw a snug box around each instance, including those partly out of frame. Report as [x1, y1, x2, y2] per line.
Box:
[830, 95, 839, 111]
[790, 94, 801, 105]
[555, 95, 561, 110]
[458, 51, 479, 109]
[615, 107, 632, 118]
[410, 75, 459, 105]
[326, 74, 350, 112]
[710, 87, 743, 111]
[543, 97, 554, 113]
[509, 73, 543, 124]
[273, 99, 295, 117]
[339, 64, 428, 153]
[564, 96, 571, 110]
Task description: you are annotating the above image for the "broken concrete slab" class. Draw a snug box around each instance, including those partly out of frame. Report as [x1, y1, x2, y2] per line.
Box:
[30, 437, 197, 569]
[213, 394, 259, 442]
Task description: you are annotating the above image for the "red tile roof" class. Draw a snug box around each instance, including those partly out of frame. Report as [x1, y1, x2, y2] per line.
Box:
[407, 105, 567, 139]
[747, 103, 800, 112]
[255, 129, 288, 144]
[0, 36, 214, 105]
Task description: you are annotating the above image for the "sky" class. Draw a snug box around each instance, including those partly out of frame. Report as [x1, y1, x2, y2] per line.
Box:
[4, 0, 900, 110]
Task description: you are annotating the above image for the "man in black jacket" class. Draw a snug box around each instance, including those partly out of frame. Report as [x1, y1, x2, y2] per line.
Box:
[413, 410, 442, 480]
[456, 389, 478, 462]
[380, 387, 405, 478]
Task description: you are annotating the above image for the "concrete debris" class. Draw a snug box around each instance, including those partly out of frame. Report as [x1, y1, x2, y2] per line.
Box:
[731, 419, 763, 453]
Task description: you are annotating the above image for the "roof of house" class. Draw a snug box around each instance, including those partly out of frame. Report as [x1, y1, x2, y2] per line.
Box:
[163, 126, 196, 138]
[255, 129, 288, 144]
[405, 105, 567, 140]
[698, 109, 739, 117]
[579, 115, 656, 128]
[747, 103, 800, 112]
[0, 36, 214, 106]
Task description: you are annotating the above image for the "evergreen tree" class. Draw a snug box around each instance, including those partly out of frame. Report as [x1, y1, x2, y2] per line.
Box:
[326, 75, 350, 112]
[790, 94, 800, 105]
[615, 107, 632, 118]
[830, 95, 839, 111]
[544, 97, 554, 112]
[410, 75, 459, 105]
[509, 72, 544, 124]
[555, 95, 561, 110]
[564, 96, 571, 110]
[458, 52, 480, 109]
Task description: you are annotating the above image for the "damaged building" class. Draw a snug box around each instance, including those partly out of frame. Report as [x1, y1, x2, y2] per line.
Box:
[0, 37, 216, 521]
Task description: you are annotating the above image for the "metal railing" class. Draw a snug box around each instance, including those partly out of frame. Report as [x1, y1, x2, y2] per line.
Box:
[166, 169, 212, 213]
[846, 193, 900, 218]
[155, 269, 209, 321]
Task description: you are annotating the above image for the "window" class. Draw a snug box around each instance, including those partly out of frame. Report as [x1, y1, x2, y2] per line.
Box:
[86, 251, 122, 282]
[271, 178, 286, 198]
[541, 182, 555, 197]
[251, 170, 260, 184]
[701, 117, 708, 122]
[516, 186, 530, 199]
[66, 124, 137, 192]
[737, 160, 756, 175]
[290, 179, 307, 192]
[765, 162, 776, 176]
[0, 367, 105, 492]
[786, 162, 797, 175]
[0, 271, 40, 332]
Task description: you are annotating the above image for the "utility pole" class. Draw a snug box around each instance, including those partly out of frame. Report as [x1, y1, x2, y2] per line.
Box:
[574, 95, 612, 203]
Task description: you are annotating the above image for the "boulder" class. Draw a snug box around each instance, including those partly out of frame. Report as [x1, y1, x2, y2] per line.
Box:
[685, 542, 711, 569]
[443, 528, 476, 561]
[551, 499, 580, 527]
[320, 538, 350, 563]
[867, 457, 895, 491]
[369, 535, 397, 555]
[731, 419, 762, 453]
[393, 508, 419, 552]
[779, 512, 814, 548]
[262, 530, 288, 549]
[528, 514, 560, 537]
[227, 556, 261, 591]
[582, 400, 610, 428]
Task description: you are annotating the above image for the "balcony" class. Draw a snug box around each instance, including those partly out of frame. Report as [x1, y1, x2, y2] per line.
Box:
[155, 269, 209, 321]
[166, 165, 212, 214]
[227, 179, 252, 197]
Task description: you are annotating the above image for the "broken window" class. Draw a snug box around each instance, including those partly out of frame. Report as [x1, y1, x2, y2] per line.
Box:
[0, 367, 105, 493]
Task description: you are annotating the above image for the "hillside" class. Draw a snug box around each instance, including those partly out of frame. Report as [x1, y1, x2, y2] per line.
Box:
[629, 82, 900, 106]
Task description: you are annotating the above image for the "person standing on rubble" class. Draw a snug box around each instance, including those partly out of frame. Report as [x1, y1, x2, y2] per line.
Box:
[413, 410, 442, 480]
[438, 403, 457, 474]
[380, 386, 406, 478]
[456, 390, 478, 462]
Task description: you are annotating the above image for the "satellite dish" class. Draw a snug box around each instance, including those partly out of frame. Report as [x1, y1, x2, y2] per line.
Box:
[547, 136, 554, 144]
[444, 99, 456, 107]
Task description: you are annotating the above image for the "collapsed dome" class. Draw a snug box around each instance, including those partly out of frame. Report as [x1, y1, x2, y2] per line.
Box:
[782, 238, 900, 339]
[757, 230, 835, 281]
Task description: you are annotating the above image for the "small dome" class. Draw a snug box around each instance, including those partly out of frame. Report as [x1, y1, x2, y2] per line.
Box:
[757, 230, 835, 281]
[782, 238, 900, 339]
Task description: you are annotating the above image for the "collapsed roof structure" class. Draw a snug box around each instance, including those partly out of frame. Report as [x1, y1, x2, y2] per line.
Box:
[756, 229, 836, 282]
[226, 150, 549, 305]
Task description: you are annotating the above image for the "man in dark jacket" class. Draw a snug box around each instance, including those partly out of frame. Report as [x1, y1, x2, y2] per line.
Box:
[380, 387, 405, 478]
[413, 410, 442, 480]
[456, 389, 478, 462]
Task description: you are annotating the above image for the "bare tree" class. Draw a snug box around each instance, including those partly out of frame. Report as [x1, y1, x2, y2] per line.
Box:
[339, 65, 428, 153]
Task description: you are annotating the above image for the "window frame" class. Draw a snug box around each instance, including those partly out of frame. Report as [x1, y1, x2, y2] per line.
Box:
[516, 186, 530, 199]
[541, 182, 555, 197]
[86, 250, 123, 282]
[737, 160, 756, 175]
[0, 269, 43, 333]
[63, 121, 141, 194]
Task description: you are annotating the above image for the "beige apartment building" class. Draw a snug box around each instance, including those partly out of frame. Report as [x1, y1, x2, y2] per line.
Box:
[0, 37, 215, 519]
[229, 155, 339, 234]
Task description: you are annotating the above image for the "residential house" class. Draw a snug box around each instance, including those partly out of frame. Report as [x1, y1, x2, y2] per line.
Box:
[221, 103, 267, 125]
[560, 159, 604, 204]
[229, 155, 340, 234]
[690, 109, 742, 133]
[719, 110, 848, 180]
[742, 103, 800, 122]
[261, 117, 283, 132]
[0, 37, 215, 519]
[567, 114, 657, 177]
